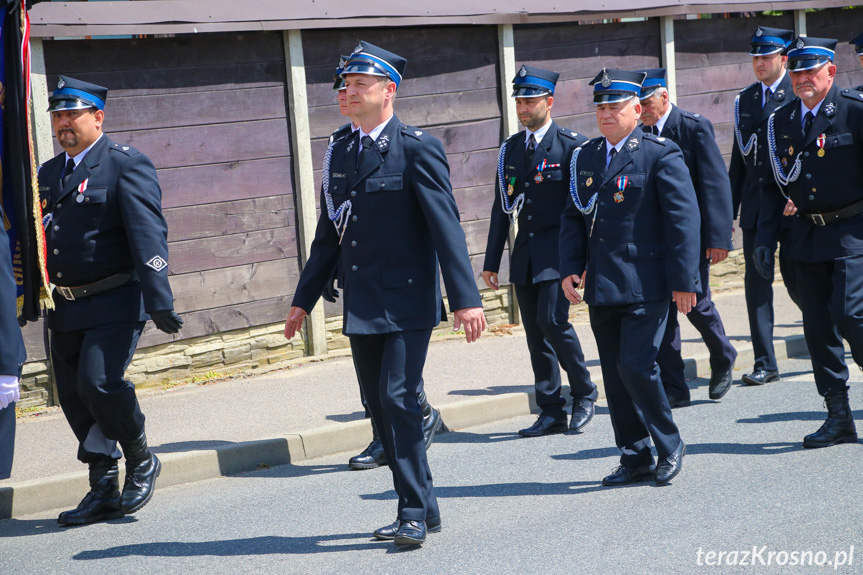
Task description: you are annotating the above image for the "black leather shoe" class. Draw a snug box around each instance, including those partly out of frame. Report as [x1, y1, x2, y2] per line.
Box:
[803, 390, 858, 448]
[420, 392, 444, 450]
[667, 396, 691, 409]
[58, 461, 124, 526]
[394, 520, 427, 546]
[655, 441, 685, 485]
[119, 431, 161, 514]
[568, 398, 595, 433]
[374, 515, 441, 540]
[709, 361, 735, 400]
[602, 464, 656, 487]
[519, 414, 568, 437]
[349, 438, 387, 470]
[741, 369, 779, 386]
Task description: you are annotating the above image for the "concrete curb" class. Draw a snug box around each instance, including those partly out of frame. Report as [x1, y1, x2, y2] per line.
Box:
[0, 334, 808, 521]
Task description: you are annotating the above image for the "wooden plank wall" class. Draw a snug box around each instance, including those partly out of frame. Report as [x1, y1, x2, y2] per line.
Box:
[514, 20, 662, 139]
[674, 13, 795, 166]
[37, 32, 299, 355]
[300, 26, 504, 318]
[809, 8, 863, 91]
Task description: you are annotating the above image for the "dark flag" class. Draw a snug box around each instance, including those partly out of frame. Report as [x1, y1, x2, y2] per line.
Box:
[1, 0, 50, 323]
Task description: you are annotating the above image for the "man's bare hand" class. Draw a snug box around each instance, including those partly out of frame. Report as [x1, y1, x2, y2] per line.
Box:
[783, 199, 797, 216]
[561, 274, 583, 305]
[706, 248, 729, 265]
[481, 270, 499, 291]
[453, 307, 487, 343]
[284, 306, 308, 340]
[673, 291, 697, 315]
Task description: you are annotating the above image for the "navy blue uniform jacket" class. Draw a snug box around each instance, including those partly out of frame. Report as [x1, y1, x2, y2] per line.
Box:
[560, 129, 702, 305]
[0, 207, 26, 375]
[483, 121, 589, 285]
[653, 105, 733, 251]
[729, 75, 793, 232]
[760, 84, 863, 263]
[292, 115, 482, 335]
[39, 135, 175, 331]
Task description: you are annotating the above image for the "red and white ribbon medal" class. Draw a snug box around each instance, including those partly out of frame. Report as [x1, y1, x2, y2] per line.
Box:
[614, 176, 628, 203]
[76, 178, 89, 203]
[816, 134, 826, 157]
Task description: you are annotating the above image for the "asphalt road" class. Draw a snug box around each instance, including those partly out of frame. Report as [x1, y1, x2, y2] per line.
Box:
[2, 355, 862, 575]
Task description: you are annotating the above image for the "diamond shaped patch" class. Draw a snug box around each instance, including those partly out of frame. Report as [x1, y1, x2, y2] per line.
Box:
[146, 255, 168, 272]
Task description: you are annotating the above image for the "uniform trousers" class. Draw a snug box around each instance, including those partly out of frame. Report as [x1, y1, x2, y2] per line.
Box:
[513, 279, 596, 419]
[349, 329, 438, 523]
[795, 255, 863, 396]
[590, 300, 681, 467]
[0, 401, 15, 479]
[742, 229, 800, 372]
[52, 321, 145, 464]
[657, 257, 737, 400]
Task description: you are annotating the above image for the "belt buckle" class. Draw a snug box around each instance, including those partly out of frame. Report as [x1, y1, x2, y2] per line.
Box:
[811, 213, 826, 226]
[57, 286, 75, 301]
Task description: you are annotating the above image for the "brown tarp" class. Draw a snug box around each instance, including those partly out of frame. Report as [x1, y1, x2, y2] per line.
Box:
[29, 0, 850, 37]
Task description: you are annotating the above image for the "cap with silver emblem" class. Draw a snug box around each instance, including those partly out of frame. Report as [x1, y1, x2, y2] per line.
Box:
[636, 68, 667, 100]
[785, 36, 837, 72]
[749, 26, 794, 56]
[511, 65, 559, 98]
[341, 40, 407, 89]
[589, 68, 646, 104]
[47, 75, 108, 113]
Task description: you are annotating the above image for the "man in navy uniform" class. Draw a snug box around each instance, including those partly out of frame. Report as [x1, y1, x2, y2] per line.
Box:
[729, 26, 800, 387]
[40, 77, 183, 525]
[638, 68, 737, 406]
[560, 69, 700, 486]
[285, 41, 485, 546]
[322, 56, 444, 471]
[0, 206, 26, 479]
[758, 37, 863, 448]
[482, 65, 597, 437]
[847, 32, 863, 91]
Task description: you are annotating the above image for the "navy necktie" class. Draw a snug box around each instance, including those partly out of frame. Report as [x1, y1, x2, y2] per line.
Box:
[764, 88, 773, 109]
[357, 135, 375, 175]
[803, 111, 814, 138]
[63, 158, 76, 185]
[526, 133, 537, 168]
[607, 146, 617, 168]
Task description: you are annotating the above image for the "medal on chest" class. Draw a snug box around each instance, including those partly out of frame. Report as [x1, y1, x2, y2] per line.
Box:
[816, 134, 826, 157]
[614, 176, 628, 203]
[507, 176, 516, 196]
[76, 178, 89, 203]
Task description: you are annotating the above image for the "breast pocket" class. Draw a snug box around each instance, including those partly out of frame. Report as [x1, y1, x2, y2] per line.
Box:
[542, 168, 563, 182]
[74, 187, 108, 226]
[330, 178, 348, 196]
[825, 132, 853, 149]
[364, 174, 403, 217]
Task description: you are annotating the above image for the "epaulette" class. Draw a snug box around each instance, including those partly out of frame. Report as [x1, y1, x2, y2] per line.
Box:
[503, 131, 521, 143]
[330, 122, 353, 144]
[841, 88, 863, 103]
[401, 124, 427, 140]
[680, 110, 704, 123]
[740, 82, 759, 96]
[643, 133, 668, 146]
[110, 142, 139, 157]
[558, 128, 583, 140]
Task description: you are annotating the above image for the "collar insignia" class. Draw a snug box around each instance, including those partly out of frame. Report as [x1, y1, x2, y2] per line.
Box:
[825, 102, 836, 117]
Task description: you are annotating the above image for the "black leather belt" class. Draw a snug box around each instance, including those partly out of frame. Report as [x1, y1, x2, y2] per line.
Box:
[799, 198, 863, 227]
[55, 270, 138, 301]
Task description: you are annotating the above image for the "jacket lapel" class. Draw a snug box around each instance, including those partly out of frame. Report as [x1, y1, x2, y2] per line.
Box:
[600, 130, 638, 190]
[660, 105, 681, 140]
[802, 85, 838, 149]
[351, 115, 399, 187]
[56, 135, 110, 202]
[527, 122, 556, 175]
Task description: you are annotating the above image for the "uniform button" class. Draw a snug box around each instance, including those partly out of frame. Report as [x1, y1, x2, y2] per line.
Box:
[809, 195, 815, 200]
[757, 128, 762, 133]
[804, 152, 810, 157]
[812, 188, 817, 193]
[85, 197, 90, 202]
[527, 215, 532, 221]
[758, 145, 763, 150]
[53, 225, 59, 231]
[56, 203, 62, 209]
[529, 232, 535, 238]
[53, 248, 59, 255]
[351, 265, 358, 271]
[380, 183, 386, 189]
[599, 238, 605, 243]
[600, 201, 606, 206]
[757, 162, 763, 166]
[758, 177, 764, 183]
[351, 240, 357, 247]
[351, 191, 357, 197]
[599, 218, 605, 223]
[352, 215, 358, 221]
[805, 173, 812, 180]
[407, 279, 413, 285]
[526, 199, 532, 204]
[56, 272, 62, 278]
[524, 183, 530, 188]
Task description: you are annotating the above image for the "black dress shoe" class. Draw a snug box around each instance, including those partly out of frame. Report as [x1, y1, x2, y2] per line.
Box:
[655, 441, 685, 485]
[741, 369, 779, 386]
[394, 520, 427, 546]
[709, 361, 735, 400]
[667, 396, 691, 409]
[519, 414, 568, 437]
[602, 464, 656, 487]
[57, 461, 124, 526]
[119, 431, 161, 514]
[568, 398, 595, 433]
[374, 515, 441, 540]
[422, 406, 443, 450]
[349, 438, 387, 470]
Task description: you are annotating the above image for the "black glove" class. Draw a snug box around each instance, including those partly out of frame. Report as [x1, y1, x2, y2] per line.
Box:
[17, 316, 27, 328]
[321, 279, 339, 303]
[150, 310, 184, 334]
[752, 246, 775, 281]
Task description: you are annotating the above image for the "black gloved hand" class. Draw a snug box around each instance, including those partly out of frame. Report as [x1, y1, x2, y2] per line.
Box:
[17, 315, 27, 328]
[321, 279, 339, 303]
[150, 310, 184, 334]
[752, 246, 775, 281]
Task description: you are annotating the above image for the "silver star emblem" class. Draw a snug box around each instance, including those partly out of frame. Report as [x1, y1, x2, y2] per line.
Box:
[600, 69, 611, 88]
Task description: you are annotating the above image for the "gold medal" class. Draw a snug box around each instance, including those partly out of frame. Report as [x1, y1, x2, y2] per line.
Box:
[586, 177, 593, 187]
[818, 148, 825, 157]
[788, 146, 794, 155]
